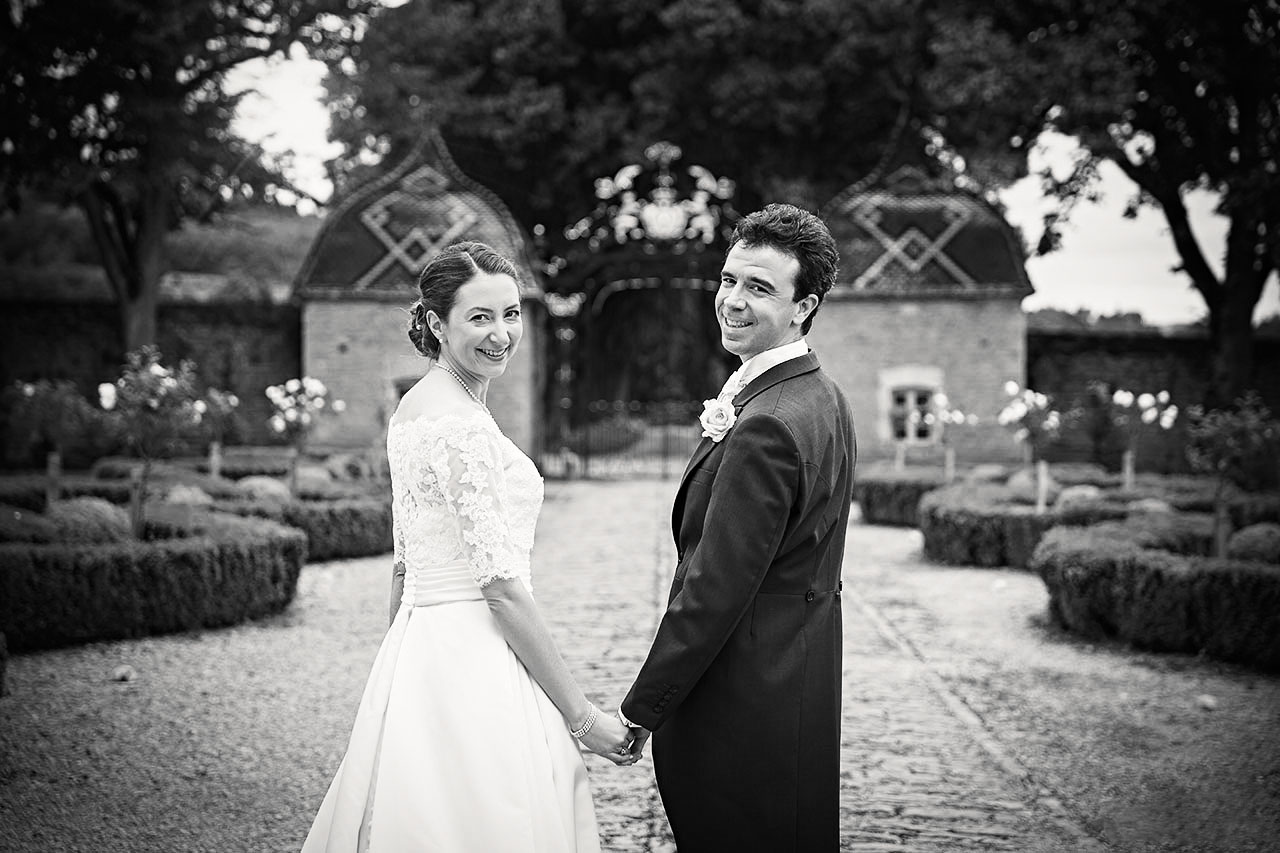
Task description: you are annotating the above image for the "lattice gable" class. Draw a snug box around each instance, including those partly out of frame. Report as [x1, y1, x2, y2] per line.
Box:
[295, 130, 539, 301]
[824, 168, 1032, 300]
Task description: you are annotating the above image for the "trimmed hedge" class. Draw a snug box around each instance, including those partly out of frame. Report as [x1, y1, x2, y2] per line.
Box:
[919, 484, 1131, 569]
[853, 469, 947, 527]
[0, 508, 307, 652]
[1033, 516, 1280, 671]
[214, 497, 392, 562]
[0, 474, 132, 512]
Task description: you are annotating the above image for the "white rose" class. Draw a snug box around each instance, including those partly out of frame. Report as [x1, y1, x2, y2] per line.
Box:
[286, 379, 302, 393]
[98, 383, 117, 410]
[1137, 393, 1156, 410]
[149, 363, 167, 377]
[193, 400, 208, 414]
[699, 398, 737, 443]
[332, 400, 347, 413]
[1141, 407, 1158, 424]
[1157, 390, 1170, 405]
[1004, 380, 1020, 397]
[270, 415, 286, 434]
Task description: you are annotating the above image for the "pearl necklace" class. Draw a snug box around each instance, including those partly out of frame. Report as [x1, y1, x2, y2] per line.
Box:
[437, 361, 486, 409]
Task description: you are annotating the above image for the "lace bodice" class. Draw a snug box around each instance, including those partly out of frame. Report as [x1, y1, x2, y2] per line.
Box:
[387, 409, 544, 599]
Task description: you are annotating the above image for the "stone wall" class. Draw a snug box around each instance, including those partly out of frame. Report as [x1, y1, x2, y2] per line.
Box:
[0, 299, 300, 448]
[1028, 329, 1280, 473]
[302, 298, 544, 457]
[807, 296, 1027, 464]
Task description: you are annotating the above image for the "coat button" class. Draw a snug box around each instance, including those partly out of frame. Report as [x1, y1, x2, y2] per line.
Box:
[805, 590, 816, 602]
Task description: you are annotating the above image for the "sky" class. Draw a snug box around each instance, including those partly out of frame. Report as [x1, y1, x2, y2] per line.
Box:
[227, 49, 1280, 328]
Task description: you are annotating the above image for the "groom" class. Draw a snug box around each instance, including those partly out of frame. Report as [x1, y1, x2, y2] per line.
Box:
[618, 203, 856, 851]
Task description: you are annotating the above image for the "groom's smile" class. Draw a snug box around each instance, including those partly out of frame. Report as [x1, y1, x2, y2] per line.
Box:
[716, 242, 808, 361]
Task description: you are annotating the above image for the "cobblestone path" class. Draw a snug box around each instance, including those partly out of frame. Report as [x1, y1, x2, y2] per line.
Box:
[547, 481, 1104, 852]
[3, 478, 1276, 852]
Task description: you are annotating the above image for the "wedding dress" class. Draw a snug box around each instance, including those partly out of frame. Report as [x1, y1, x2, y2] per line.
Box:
[301, 408, 600, 852]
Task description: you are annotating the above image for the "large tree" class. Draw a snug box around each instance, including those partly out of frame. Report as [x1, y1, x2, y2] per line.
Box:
[0, 0, 377, 353]
[926, 0, 1280, 404]
[320, 0, 929, 244]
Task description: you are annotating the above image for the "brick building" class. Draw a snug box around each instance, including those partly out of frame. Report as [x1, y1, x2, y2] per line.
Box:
[294, 130, 545, 457]
[814, 159, 1033, 463]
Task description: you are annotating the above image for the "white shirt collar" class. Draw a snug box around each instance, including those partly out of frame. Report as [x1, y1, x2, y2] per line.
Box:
[735, 338, 810, 390]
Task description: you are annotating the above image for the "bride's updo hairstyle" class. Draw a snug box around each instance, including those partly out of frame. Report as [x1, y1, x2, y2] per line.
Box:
[407, 241, 521, 358]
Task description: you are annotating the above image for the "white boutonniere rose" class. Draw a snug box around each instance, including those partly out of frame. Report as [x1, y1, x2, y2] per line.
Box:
[699, 398, 737, 442]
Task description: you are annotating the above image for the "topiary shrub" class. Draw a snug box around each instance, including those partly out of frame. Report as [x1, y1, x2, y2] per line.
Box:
[853, 468, 947, 527]
[0, 509, 307, 652]
[237, 475, 293, 503]
[213, 496, 392, 562]
[1033, 516, 1280, 670]
[45, 497, 132, 544]
[1227, 523, 1280, 564]
[918, 483, 1131, 569]
[0, 503, 59, 543]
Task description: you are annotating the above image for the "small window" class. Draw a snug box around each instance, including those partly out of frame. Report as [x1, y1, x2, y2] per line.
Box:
[889, 386, 937, 444]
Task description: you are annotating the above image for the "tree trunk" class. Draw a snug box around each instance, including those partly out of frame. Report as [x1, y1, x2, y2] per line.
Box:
[79, 178, 168, 355]
[1206, 287, 1257, 409]
[1121, 448, 1135, 492]
[44, 451, 62, 509]
[121, 286, 159, 355]
[1035, 459, 1050, 514]
[1203, 214, 1269, 409]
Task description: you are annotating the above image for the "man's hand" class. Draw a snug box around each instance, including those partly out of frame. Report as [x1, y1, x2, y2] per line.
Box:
[625, 724, 651, 760]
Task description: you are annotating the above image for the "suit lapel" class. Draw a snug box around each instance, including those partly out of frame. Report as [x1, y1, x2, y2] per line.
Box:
[671, 352, 822, 531]
[731, 350, 820, 409]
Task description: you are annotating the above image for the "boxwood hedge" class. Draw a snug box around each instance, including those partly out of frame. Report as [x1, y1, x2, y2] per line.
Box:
[213, 497, 393, 562]
[0, 509, 307, 652]
[1032, 515, 1279, 671]
[918, 484, 1131, 569]
[853, 469, 948, 527]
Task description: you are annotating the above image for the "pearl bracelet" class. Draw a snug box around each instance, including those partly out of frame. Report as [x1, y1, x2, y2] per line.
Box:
[570, 703, 599, 739]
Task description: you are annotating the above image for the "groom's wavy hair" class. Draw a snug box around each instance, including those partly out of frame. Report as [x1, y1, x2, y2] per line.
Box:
[729, 203, 839, 334]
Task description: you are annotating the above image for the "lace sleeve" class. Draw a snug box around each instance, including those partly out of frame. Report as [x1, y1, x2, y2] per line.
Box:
[426, 419, 522, 587]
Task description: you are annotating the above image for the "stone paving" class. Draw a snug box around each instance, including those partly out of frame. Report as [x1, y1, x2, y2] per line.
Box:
[3, 477, 1278, 852]
[543, 480, 1101, 853]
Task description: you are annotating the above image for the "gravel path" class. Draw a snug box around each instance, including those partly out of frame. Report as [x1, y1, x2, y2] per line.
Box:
[1, 480, 1278, 852]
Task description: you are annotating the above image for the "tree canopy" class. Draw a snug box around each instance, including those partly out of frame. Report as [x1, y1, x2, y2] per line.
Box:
[925, 0, 1280, 402]
[0, 0, 377, 353]
[321, 0, 930, 241]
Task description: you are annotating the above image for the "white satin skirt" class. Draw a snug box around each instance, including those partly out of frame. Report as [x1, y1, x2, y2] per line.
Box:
[301, 567, 600, 853]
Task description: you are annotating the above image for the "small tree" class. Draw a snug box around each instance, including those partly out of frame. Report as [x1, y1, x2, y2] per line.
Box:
[1185, 392, 1280, 557]
[929, 392, 979, 483]
[265, 378, 346, 495]
[99, 347, 204, 536]
[998, 381, 1063, 512]
[1101, 387, 1179, 490]
[2, 380, 102, 505]
[199, 388, 241, 479]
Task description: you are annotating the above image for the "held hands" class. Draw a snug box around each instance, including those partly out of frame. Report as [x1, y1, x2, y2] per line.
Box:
[574, 705, 641, 766]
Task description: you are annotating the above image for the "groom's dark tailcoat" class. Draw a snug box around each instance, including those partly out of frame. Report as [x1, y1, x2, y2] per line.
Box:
[621, 351, 856, 853]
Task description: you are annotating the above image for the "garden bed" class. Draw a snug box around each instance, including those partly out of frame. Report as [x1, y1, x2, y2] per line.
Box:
[0, 506, 307, 652]
[1032, 514, 1280, 670]
[917, 483, 1132, 569]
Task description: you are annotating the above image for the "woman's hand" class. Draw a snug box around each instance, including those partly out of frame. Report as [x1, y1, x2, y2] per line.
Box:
[578, 713, 639, 766]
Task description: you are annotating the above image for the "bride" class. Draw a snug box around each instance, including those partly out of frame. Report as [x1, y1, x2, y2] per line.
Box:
[301, 242, 635, 852]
